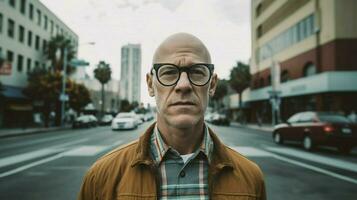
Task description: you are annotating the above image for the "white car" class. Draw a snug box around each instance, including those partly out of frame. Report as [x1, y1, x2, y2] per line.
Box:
[111, 112, 138, 130]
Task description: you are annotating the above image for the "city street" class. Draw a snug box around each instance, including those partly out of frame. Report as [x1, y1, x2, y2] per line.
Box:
[0, 121, 356, 200]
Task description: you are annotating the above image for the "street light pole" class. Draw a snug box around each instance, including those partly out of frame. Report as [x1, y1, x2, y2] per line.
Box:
[60, 47, 68, 127]
[58, 42, 95, 127]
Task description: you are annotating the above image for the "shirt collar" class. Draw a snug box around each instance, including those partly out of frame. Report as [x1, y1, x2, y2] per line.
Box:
[150, 123, 214, 164]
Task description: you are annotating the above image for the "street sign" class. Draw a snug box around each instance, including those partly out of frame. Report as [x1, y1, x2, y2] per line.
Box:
[0, 61, 12, 75]
[70, 59, 89, 67]
[59, 93, 69, 101]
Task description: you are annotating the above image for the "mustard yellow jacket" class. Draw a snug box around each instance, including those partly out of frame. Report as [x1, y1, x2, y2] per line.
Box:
[77, 123, 267, 200]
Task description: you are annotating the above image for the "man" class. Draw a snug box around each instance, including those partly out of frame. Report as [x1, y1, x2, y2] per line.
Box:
[78, 33, 266, 200]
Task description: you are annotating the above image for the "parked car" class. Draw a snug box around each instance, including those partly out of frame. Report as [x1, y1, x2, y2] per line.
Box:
[144, 112, 154, 121]
[273, 111, 357, 154]
[211, 113, 230, 126]
[99, 114, 113, 126]
[204, 113, 214, 123]
[72, 115, 97, 128]
[111, 112, 138, 130]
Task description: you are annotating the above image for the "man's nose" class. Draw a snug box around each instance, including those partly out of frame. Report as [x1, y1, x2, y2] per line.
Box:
[175, 72, 192, 93]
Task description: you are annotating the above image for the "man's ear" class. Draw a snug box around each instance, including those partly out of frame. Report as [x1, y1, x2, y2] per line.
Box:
[209, 73, 218, 97]
[146, 73, 155, 97]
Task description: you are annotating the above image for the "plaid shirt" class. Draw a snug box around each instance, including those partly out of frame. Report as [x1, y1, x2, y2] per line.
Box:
[150, 124, 214, 200]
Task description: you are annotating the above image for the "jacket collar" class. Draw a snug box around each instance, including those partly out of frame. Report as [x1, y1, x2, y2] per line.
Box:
[131, 122, 234, 173]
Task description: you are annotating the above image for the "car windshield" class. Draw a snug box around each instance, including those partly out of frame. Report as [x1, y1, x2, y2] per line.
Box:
[318, 114, 350, 123]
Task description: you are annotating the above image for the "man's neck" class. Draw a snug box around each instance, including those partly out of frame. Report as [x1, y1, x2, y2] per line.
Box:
[156, 118, 205, 155]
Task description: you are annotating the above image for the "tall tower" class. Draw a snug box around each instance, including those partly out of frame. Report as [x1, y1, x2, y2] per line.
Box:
[120, 44, 141, 104]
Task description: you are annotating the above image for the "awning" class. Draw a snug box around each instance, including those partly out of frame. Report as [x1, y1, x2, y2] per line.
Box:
[1, 85, 28, 99]
[8, 103, 33, 111]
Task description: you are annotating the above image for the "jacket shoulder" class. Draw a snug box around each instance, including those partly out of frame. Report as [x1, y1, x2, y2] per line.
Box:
[77, 140, 139, 200]
[91, 139, 139, 172]
[224, 146, 265, 179]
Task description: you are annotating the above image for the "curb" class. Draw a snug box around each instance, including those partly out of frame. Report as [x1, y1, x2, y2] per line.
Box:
[230, 123, 273, 133]
[0, 126, 72, 139]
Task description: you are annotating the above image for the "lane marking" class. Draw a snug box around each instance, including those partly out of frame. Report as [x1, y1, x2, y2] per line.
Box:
[231, 146, 357, 185]
[230, 146, 274, 157]
[0, 149, 59, 168]
[0, 139, 88, 168]
[265, 147, 357, 173]
[0, 140, 123, 178]
[271, 153, 357, 185]
[63, 146, 108, 156]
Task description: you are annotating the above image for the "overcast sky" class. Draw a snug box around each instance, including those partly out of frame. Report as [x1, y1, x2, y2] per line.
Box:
[40, 0, 252, 105]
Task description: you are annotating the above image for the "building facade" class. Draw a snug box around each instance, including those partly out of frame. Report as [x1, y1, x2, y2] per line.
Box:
[120, 44, 141, 104]
[245, 0, 357, 123]
[0, 0, 78, 127]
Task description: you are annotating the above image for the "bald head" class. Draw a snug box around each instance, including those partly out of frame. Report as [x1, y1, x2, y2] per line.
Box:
[153, 33, 211, 64]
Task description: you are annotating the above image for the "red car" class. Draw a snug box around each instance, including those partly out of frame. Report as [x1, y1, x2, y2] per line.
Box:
[273, 111, 357, 154]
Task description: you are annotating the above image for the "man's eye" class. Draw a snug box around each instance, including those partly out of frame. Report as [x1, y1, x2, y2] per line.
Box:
[190, 69, 205, 75]
[161, 70, 177, 75]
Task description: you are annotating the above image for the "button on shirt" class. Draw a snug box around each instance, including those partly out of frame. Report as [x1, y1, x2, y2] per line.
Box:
[150, 124, 214, 200]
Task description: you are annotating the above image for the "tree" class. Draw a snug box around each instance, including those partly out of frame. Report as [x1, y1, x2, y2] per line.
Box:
[211, 79, 228, 110]
[94, 61, 112, 117]
[45, 35, 76, 74]
[229, 62, 251, 122]
[23, 68, 62, 127]
[68, 82, 91, 114]
[120, 99, 131, 112]
[24, 67, 92, 127]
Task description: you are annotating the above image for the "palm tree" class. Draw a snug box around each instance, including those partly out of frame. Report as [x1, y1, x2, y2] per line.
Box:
[94, 61, 112, 117]
[45, 35, 76, 74]
[44, 35, 77, 125]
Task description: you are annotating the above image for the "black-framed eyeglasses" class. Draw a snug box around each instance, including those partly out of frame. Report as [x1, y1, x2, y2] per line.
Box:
[151, 63, 214, 86]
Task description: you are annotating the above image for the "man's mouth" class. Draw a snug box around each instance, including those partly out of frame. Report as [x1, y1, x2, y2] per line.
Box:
[170, 101, 196, 106]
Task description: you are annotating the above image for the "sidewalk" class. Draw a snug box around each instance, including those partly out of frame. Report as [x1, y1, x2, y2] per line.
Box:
[0, 125, 71, 139]
[231, 122, 274, 133]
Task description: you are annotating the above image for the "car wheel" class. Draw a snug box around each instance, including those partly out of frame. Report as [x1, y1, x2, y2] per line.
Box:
[274, 132, 283, 144]
[338, 145, 352, 155]
[303, 135, 314, 151]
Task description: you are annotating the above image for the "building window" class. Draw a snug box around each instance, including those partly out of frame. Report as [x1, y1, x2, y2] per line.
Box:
[281, 70, 290, 83]
[7, 51, 14, 65]
[56, 25, 59, 35]
[35, 35, 40, 50]
[7, 19, 15, 38]
[27, 58, 32, 72]
[19, 25, 25, 43]
[256, 3, 262, 17]
[37, 9, 41, 26]
[42, 39, 47, 52]
[258, 14, 315, 63]
[44, 15, 48, 30]
[27, 30, 32, 47]
[50, 20, 54, 34]
[35, 61, 39, 68]
[0, 13, 3, 33]
[259, 77, 265, 87]
[20, 0, 26, 14]
[17, 54, 24, 72]
[257, 25, 262, 38]
[9, 0, 15, 8]
[303, 63, 316, 77]
[29, 3, 34, 20]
